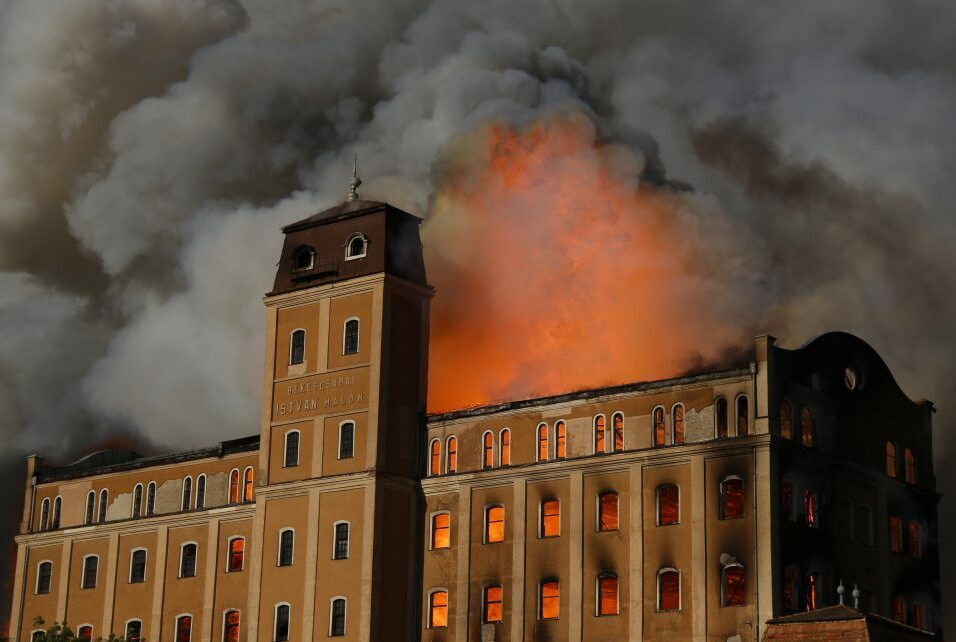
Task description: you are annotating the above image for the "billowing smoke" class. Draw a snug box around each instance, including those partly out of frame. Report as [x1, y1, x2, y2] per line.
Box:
[1, 0, 955, 632]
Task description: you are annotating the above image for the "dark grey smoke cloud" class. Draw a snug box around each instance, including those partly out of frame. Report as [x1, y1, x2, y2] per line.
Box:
[0, 0, 954, 633]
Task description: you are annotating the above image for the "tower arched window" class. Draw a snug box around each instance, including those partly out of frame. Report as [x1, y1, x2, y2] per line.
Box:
[908, 521, 921, 559]
[345, 233, 367, 260]
[291, 245, 314, 271]
[132, 484, 143, 518]
[657, 568, 680, 611]
[81, 555, 98, 589]
[447, 436, 458, 472]
[39, 498, 49, 531]
[482, 431, 494, 469]
[431, 513, 450, 549]
[892, 597, 905, 624]
[36, 561, 52, 594]
[429, 439, 441, 477]
[85, 491, 95, 525]
[537, 423, 549, 462]
[129, 549, 147, 584]
[539, 580, 560, 620]
[904, 448, 917, 484]
[781, 482, 794, 521]
[736, 395, 749, 436]
[886, 441, 898, 477]
[803, 489, 818, 528]
[243, 467, 254, 501]
[780, 399, 793, 439]
[195, 475, 206, 510]
[498, 430, 510, 466]
[594, 415, 606, 454]
[278, 529, 295, 567]
[284, 430, 300, 468]
[715, 398, 728, 438]
[179, 543, 197, 578]
[540, 499, 560, 538]
[612, 412, 624, 452]
[801, 407, 815, 447]
[672, 404, 685, 445]
[653, 407, 666, 447]
[52, 496, 61, 529]
[782, 566, 798, 610]
[175, 615, 192, 642]
[98, 489, 108, 523]
[338, 421, 355, 459]
[333, 522, 350, 560]
[722, 563, 745, 607]
[485, 505, 505, 543]
[289, 329, 305, 365]
[889, 516, 903, 553]
[343, 318, 359, 355]
[227, 537, 245, 572]
[554, 421, 566, 459]
[182, 477, 192, 511]
[146, 482, 156, 516]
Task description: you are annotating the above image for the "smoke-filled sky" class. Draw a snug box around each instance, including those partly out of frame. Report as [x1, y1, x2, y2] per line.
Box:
[1, 0, 954, 631]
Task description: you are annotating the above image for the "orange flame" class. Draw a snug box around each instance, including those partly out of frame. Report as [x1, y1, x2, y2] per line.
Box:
[425, 112, 741, 412]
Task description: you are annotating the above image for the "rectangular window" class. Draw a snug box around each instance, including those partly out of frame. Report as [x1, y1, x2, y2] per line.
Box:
[889, 516, 903, 553]
[284, 431, 299, 467]
[126, 620, 142, 642]
[180, 544, 197, 578]
[720, 478, 744, 520]
[343, 319, 359, 355]
[540, 500, 560, 538]
[339, 422, 355, 459]
[428, 592, 447, 628]
[36, 562, 52, 594]
[228, 539, 244, 572]
[333, 523, 349, 559]
[539, 581, 560, 620]
[130, 550, 146, 583]
[485, 506, 505, 543]
[483, 585, 503, 623]
[657, 485, 679, 526]
[330, 598, 346, 636]
[598, 575, 619, 616]
[176, 615, 192, 642]
[599, 492, 619, 532]
[431, 513, 450, 550]
[82, 556, 98, 589]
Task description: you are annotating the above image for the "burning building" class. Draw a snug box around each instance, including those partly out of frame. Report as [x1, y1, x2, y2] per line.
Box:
[6, 193, 941, 641]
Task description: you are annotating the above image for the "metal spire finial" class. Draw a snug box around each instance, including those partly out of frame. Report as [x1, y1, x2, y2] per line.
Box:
[852, 584, 860, 609]
[346, 153, 362, 203]
[837, 580, 845, 605]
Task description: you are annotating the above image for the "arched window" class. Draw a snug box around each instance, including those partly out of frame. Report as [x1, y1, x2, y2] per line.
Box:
[912, 604, 925, 630]
[85, 491, 95, 525]
[278, 529, 294, 566]
[227, 537, 245, 572]
[805, 572, 820, 611]
[39, 498, 50, 531]
[182, 477, 192, 511]
[289, 329, 305, 365]
[431, 513, 450, 550]
[539, 580, 560, 620]
[343, 318, 359, 355]
[554, 422, 566, 459]
[229, 468, 239, 504]
[594, 415, 606, 454]
[77, 625, 93, 641]
[36, 561, 52, 594]
[722, 564, 745, 607]
[345, 233, 367, 260]
[333, 522, 349, 560]
[736, 396, 749, 436]
[801, 407, 815, 447]
[146, 482, 156, 516]
[715, 397, 728, 438]
[720, 476, 744, 520]
[598, 492, 619, 532]
[98, 489, 108, 523]
[884, 441, 898, 477]
[125, 620, 142, 642]
[447, 436, 459, 472]
[482, 431, 494, 469]
[904, 448, 917, 484]
[892, 597, 905, 624]
[781, 482, 794, 521]
[499, 430, 510, 466]
[672, 405, 685, 445]
[657, 568, 680, 611]
[284, 431, 300, 468]
[180, 543, 197, 578]
[429, 439, 441, 477]
[129, 549, 147, 583]
[175, 615, 192, 642]
[780, 399, 793, 439]
[657, 484, 679, 526]
[803, 490, 818, 528]
[132, 484, 143, 517]
[427, 591, 447, 628]
[338, 421, 355, 459]
[612, 412, 624, 452]
[597, 573, 619, 616]
[540, 499, 560, 538]
[223, 610, 240, 642]
[782, 566, 798, 610]
[243, 467, 254, 501]
[485, 506, 505, 543]
[196, 475, 206, 510]
[329, 597, 347, 636]
[274, 604, 290, 642]
[537, 423, 549, 462]
[889, 516, 903, 553]
[653, 407, 666, 447]
[291, 245, 314, 271]
[52, 496, 61, 529]
[81, 555, 98, 589]
[908, 521, 921, 559]
[483, 584, 503, 623]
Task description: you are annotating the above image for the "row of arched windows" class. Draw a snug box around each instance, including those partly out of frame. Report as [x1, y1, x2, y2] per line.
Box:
[885, 441, 918, 484]
[290, 234, 367, 273]
[288, 318, 360, 366]
[284, 421, 355, 468]
[779, 400, 816, 447]
[228, 467, 255, 504]
[780, 482, 820, 529]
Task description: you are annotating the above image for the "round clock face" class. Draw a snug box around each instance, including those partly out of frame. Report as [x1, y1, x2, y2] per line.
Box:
[844, 367, 859, 391]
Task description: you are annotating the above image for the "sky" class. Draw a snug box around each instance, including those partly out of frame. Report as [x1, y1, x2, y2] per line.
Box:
[0, 0, 954, 633]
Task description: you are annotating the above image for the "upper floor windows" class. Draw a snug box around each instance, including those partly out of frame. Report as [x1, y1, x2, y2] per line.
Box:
[243, 467, 255, 501]
[612, 412, 624, 452]
[598, 492, 619, 532]
[715, 398, 728, 438]
[278, 529, 295, 567]
[132, 484, 143, 518]
[427, 591, 447, 629]
[129, 549, 147, 584]
[540, 499, 560, 538]
[146, 481, 157, 516]
[597, 573, 619, 616]
[538, 580, 560, 620]
[81, 555, 98, 589]
[429, 440, 441, 477]
[291, 245, 314, 271]
[98, 489, 108, 523]
[538, 423, 550, 462]
[721, 563, 745, 607]
[333, 522, 350, 560]
[904, 448, 917, 484]
[485, 505, 505, 543]
[736, 396, 749, 436]
[329, 597, 347, 636]
[780, 399, 793, 439]
[672, 404, 685, 445]
[550, 421, 565, 460]
[181, 477, 193, 512]
[594, 415, 606, 454]
[803, 490, 818, 528]
[343, 318, 359, 355]
[483, 585, 503, 623]
[653, 407, 666, 447]
[498, 430, 510, 466]
[39, 498, 50, 531]
[657, 484, 679, 526]
[229, 469, 240, 504]
[345, 233, 367, 260]
[657, 568, 680, 612]
[85, 491, 95, 526]
[289, 329, 305, 365]
[36, 561, 52, 594]
[447, 436, 459, 472]
[339, 421, 355, 459]
[196, 475, 206, 510]
[431, 513, 450, 550]
[227, 537, 245, 572]
[284, 430, 300, 468]
[720, 476, 744, 520]
[52, 496, 61, 529]
[800, 407, 815, 447]
[483, 431, 494, 469]
[180, 543, 198, 578]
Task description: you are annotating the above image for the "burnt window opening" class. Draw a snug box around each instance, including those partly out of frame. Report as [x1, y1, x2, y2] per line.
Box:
[81, 555, 98, 589]
[612, 412, 624, 452]
[428, 591, 447, 628]
[343, 318, 359, 355]
[594, 415, 606, 454]
[243, 467, 254, 501]
[722, 564, 745, 607]
[540, 499, 560, 538]
[886, 441, 898, 477]
[345, 233, 367, 260]
[289, 329, 305, 365]
[537, 423, 550, 462]
[330, 598, 347, 636]
[274, 604, 290, 642]
[429, 439, 441, 477]
[196, 475, 206, 510]
[783, 566, 798, 610]
[229, 468, 241, 504]
[715, 398, 728, 438]
[180, 543, 197, 578]
[805, 572, 820, 611]
[801, 407, 815, 447]
[904, 448, 917, 484]
[781, 482, 794, 521]
[653, 407, 666, 447]
[447, 436, 459, 472]
[912, 604, 925, 630]
[284, 431, 300, 468]
[598, 492, 619, 532]
[908, 521, 921, 559]
[657, 484, 679, 526]
[499, 430, 510, 466]
[780, 399, 793, 439]
[175, 616, 191, 642]
[333, 522, 350, 560]
[892, 597, 906, 624]
[597, 574, 619, 616]
[291, 245, 315, 272]
[720, 476, 744, 520]
[36, 561, 52, 594]
[482, 432, 494, 469]
[539, 580, 560, 620]
[483, 585, 503, 623]
[657, 568, 680, 612]
[339, 421, 355, 459]
[227, 538, 245, 572]
[431, 513, 450, 550]
[485, 506, 505, 543]
[129, 549, 146, 584]
[736, 396, 749, 436]
[554, 422, 566, 459]
[672, 405, 685, 445]
[85, 491, 95, 525]
[803, 490, 819, 529]
[278, 529, 294, 567]
[223, 610, 240, 642]
[889, 516, 903, 553]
